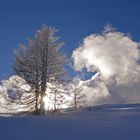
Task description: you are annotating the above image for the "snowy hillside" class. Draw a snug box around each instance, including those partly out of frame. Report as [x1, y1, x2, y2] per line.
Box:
[84, 103, 140, 111]
[0, 104, 140, 140]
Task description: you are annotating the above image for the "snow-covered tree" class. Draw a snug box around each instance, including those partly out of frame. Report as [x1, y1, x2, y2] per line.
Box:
[0, 76, 34, 114]
[69, 78, 86, 111]
[13, 25, 66, 114]
[48, 81, 68, 112]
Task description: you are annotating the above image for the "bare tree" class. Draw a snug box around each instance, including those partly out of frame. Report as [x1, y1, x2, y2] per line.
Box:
[68, 79, 86, 111]
[72, 85, 86, 111]
[13, 25, 66, 114]
[47, 81, 68, 112]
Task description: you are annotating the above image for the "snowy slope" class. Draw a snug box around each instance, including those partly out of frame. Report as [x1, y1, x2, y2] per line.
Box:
[84, 103, 140, 111]
[0, 104, 140, 140]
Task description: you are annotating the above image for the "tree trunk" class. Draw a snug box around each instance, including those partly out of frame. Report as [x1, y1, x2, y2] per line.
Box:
[74, 92, 77, 111]
[40, 30, 48, 96]
[40, 29, 49, 114]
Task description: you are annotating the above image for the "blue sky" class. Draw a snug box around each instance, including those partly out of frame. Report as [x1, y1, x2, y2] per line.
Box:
[0, 0, 140, 80]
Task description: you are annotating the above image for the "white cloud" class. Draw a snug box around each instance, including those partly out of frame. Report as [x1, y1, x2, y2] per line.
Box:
[72, 25, 140, 105]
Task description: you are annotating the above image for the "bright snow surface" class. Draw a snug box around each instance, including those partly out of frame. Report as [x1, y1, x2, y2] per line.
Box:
[0, 104, 140, 140]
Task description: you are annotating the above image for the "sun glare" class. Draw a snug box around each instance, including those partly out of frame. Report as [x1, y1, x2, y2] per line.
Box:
[42, 94, 71, 111]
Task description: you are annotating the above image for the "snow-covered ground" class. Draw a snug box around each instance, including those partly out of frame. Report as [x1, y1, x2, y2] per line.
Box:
[0, 104, 140, 140]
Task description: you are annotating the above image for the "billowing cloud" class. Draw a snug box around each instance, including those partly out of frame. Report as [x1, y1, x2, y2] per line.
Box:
[80, 73, 111, 105]
[72, 25, 140, 105]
